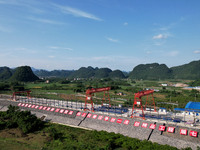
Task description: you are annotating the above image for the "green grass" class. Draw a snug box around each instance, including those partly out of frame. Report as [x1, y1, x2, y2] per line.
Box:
[0, 130, 47, 150]
[0, 111, 191, 150]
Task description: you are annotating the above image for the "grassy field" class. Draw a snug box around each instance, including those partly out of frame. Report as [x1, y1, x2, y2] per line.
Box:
[1, 79, 200, 110]
[0, 128, 47, 150]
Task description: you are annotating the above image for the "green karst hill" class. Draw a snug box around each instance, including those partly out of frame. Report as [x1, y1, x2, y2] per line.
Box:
[10, 66, 39, 82]
[109, 69, 126, 78]
[171, 60, 200, 80]
[0, 67, 12, 81]
[128, 60, 200, 80]
[129, 63, 172, 80]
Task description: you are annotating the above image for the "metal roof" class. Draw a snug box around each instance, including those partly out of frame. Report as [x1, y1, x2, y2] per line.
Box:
[174, 108, 186, 111]
[174, 108, 200, 113]
[173, 102, 200, 112]
[185, 101, 200, 110]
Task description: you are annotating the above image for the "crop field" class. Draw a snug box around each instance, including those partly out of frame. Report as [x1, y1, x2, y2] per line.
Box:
[1, 79, 200, 110]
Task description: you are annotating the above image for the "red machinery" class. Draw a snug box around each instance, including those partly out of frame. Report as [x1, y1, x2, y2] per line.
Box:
[84, 87, 111, 112]
[12, 91, 31, 101]
[131, 89, 156, 119]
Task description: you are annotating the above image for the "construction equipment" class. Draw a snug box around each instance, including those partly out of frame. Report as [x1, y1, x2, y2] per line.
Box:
[131, 89, 156, 119]
[12, 90, 31, 101]
[84, 87, 111, 111]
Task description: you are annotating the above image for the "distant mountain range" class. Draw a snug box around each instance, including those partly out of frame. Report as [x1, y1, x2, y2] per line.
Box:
[0, 60, 200, 81]
[34, 66, 126, 79]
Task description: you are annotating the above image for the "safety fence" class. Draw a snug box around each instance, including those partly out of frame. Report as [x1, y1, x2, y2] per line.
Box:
[6, 95, 200, 126]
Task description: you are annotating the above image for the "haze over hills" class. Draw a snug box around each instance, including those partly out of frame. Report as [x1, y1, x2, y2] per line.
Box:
[0, 60, 200, 81]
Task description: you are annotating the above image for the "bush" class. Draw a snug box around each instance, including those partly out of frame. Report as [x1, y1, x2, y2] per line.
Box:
[2, 105, 44, 133]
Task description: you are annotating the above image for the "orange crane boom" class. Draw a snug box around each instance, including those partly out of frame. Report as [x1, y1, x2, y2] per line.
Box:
[86, 87, 111, 94]
[85, 87, 111, 111]
[134, 89, 154, 98]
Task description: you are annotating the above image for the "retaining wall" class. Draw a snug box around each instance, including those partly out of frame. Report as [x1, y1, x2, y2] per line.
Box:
[1, 98, 200, 150]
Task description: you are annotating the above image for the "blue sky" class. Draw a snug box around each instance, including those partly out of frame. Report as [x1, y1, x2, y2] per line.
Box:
[0, 0, 200, 71]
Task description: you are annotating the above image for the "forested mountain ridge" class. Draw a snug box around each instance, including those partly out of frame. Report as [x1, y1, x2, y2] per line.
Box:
[128, 60, 200, 80]
[33, 66, 126, 79]
[68, 66, 126, 79]
[34, 69, 74, 78]
[171, 60, 200, 80]
[128, 63, 172, 80]
[0, 60, 199, 80]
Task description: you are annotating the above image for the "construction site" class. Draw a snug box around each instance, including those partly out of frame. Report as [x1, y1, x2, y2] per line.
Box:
[0, 87, 200, 149]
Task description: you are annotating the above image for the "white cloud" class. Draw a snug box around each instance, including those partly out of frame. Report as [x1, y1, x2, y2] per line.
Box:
[0, 0, 45, 14]
[49, 46, 73, 51]
[153, 34, 168, 40]
[146, 51, 152, 54]
[123, 22, 128, 26]
[156, 17, 186, 31]
[28, 17, 64, 25]
[194, 50, 200, 54]
[53, 4, 102, 21]
[106, 37, 119, 43]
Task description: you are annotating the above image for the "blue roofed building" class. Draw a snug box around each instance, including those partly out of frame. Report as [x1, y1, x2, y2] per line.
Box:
[185, 101, 200, 110]
[174, 101, 200, 115]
